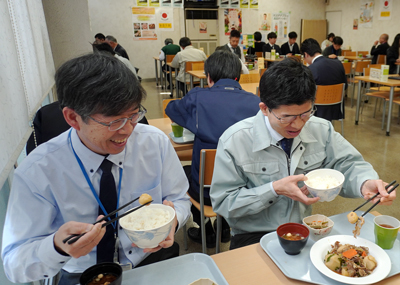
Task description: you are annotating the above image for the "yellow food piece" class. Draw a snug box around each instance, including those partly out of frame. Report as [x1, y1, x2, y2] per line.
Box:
[347, 212, 358, 224]
[139, 193, 152, 205]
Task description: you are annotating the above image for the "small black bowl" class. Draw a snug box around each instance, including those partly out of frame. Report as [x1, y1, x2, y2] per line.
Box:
[277, 223, 309, 255]
[80, 262, 122, 285]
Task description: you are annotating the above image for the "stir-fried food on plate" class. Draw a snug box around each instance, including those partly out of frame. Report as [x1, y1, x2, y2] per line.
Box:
[325, 241, 377, 277]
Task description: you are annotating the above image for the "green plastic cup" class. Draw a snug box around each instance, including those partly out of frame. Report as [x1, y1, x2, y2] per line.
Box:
[248, 63, 253, 69]
[171, 123, 183, 138]
[344, 59, 349, 63]
[374, 215, 400, 249]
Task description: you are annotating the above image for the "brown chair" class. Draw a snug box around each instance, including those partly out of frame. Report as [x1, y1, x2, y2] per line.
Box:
[183, 149, 222, 254]
[357, 51, 369, 56]
[255, 51, 263, 58]
[165, 55, 176, 93]
[315, 84, 346, 135]
[259, 68, 267, 77]
[344, 51, 356, 56]
[349, 60, 371, 107]
[368, 64, 382, 69]
[341, 49, 351, 55]
[239, 73, 260, 84]
[184, 61, 205, 94]
[342, 62, 352, 75]
[377, 54, 386, 64]
[162, 99, 192, 161]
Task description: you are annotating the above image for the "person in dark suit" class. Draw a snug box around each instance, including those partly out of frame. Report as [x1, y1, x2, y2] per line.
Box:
[105, 35, 129, 60]
[301, 38, 347, 121]
[370, 34, 390, 64]
[247, 31, 266, 55]
[262, 32, 281, 56]
[387, 33, 400, 74]
[322, 36, 343, 59]
[280, 31, 300, 56]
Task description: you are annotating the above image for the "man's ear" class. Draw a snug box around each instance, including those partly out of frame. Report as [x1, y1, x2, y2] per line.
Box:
[207, 74, 214, 87]
[62, 107, 81, 131]
[259, 102, 269, 116]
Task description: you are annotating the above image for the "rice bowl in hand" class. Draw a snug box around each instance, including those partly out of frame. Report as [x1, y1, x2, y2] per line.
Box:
[120, 204, 175, 248]
[305, 169, 344, 202]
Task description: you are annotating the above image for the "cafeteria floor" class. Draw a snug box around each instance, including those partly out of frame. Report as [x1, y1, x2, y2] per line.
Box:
[140, 79, 400, 255]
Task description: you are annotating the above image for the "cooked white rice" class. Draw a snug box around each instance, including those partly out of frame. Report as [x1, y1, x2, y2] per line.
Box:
[120, 207, 170, 230]
[307, 176, 340, 189]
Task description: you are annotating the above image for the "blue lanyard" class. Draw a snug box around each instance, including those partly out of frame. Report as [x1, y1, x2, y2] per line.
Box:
[68, 130, 122, 229]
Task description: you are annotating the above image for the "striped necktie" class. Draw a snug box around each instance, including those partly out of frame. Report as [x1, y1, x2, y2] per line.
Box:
[280, 138, 293, 158]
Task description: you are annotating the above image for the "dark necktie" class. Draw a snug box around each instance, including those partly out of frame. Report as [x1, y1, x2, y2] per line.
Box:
[97, 158, 117, 264]
[280, 138, 293, 158]
[233, 46, 241, 58]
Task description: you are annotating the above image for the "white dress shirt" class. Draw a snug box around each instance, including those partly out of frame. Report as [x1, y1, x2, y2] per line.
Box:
[1, 124, 191, 283]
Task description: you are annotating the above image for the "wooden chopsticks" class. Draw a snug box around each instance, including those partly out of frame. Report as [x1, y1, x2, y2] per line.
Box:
[62, 197, 152, 244]
[352, 180, 398, 217]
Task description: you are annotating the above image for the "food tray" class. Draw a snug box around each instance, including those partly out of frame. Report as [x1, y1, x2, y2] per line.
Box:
[169, 129, 194, 144]
[122, 253, 228, 285]
[260, 211, 400, 285]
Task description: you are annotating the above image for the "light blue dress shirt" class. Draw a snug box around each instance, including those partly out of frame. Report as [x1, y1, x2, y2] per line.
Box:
[1, 124, 191, 283]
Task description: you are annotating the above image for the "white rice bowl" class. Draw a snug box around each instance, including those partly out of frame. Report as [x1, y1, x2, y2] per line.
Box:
[120, 204, 175, 248]
[304, 169, 345, 202]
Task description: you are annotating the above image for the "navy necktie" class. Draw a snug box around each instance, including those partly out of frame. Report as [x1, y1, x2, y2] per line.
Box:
[97, 158, 117, 264]
[280, 138, 293, 158]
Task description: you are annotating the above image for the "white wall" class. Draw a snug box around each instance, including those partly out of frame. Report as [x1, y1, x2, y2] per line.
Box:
[326, 0, 400, 52]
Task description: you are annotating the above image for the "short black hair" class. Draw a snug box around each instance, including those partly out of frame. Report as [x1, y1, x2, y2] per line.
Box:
[93, 43, 116, 55]
[259, 58, 316, 109]
[95, 33, 105, 40]
[205, 50, 241, 83]
[254, 31, 262, 41]
[230, 30, 240, 38]
[332, 36, 343, 45]
[327, 33, 335, 39]
[267, 32, 277, 39]
[300, 38, 322, 56]
[164, 38, 173, 45]
[179, 37, 191, 47]
[56, 53, 146, 121]
[288, 31, 297, 39]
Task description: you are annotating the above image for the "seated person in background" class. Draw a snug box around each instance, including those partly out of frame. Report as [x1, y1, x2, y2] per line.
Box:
[370, 33, 390, 64]
[301, 38, 347, 121]
[210, 58, 396, 250]
[386, 33, 400, 74]
[223, 29, 245, 63]
[170, 37, 207, 96]
[159, 38, 181, 90]
[262, 32, 281, 56]
[166, 50, 260, 248]
[322, 36, 343, 59]
[2, 53, 191, 284]
[321, 33, 335, 50]
[280, 31, 300, 56]
[216, 46, 248, 74]
[247, 31, 266, 55]
[94, 33, 105, 44]
[105, 35, 130, 60]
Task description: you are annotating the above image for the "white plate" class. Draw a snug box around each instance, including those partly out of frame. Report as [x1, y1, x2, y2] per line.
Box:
[310, 235, 391, 285]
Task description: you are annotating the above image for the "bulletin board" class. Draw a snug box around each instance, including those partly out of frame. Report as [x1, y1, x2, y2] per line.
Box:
[300, 19, 327, 45]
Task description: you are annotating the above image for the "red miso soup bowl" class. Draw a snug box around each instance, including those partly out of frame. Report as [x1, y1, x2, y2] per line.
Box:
[277, 223, 310, 255]
[80, 262, 122, 285]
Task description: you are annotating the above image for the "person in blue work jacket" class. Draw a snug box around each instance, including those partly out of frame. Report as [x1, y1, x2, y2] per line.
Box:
[166, 50, 260, 248]
[210, 58, 397, 250]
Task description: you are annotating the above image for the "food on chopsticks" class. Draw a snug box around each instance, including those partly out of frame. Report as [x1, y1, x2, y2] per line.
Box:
[86, 273, 117, 285]
[307, 176, 340, 189]
[324, 241, 377, 277]
[347, 212, 365, 238]
[120, 207, 170, 231]
[306, 220, 329, 229]
[281, 232, 305, 241]
[347, 212, 359, 224]
[139, 193, 152, 205]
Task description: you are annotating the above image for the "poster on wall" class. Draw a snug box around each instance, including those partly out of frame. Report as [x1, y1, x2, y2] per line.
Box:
[132, 7, 158, 40]
[378, 0, 391, 20]
[359, 1, 374, 28]
[272, 13, 290, 41]
[224, 9, 242, 35]
[149, 0, 160, 7]
[259, 13, 271, 31]
[157, 8, 174, 31]
[240, 0, 248, 8]
[250, 1, 258, 9]
[137, 0, 148, 7]
[161, 0, 172, 7]
[230, 0, 239, 8]
[220, 0, 229, 8]
[173, 0, 183, 8]
[353, 19, 358, 30]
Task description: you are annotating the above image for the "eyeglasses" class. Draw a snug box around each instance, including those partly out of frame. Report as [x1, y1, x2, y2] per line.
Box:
[269, 107, 316, 124]
[88, 105, 147, 131]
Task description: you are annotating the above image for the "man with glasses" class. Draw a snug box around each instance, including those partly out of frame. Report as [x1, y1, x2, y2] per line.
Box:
[210, 58, 396, 250]
[2, 53, 191, 284]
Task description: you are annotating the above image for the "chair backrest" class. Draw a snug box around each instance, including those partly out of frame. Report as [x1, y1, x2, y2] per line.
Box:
[377, 54, 386, 64]
[342, 62, 352, 75]
[341, 49, 351, 55]
[185, 61, 204, 72]
[199, 149, 217, 187]
[315, 84, 345, 105]
[166, 54, 175, 63]
[363, 67, 370, 77]
[354, 60, 371, 73]
[259, 68, 267, 77]
[239, 73, 260, 84]
[357, 51, 369, 56]
[162, 98, 180, 118]
[369, 64, 382, 69]
[344, 51, 356, 56]
[255, 51, 263, 58]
